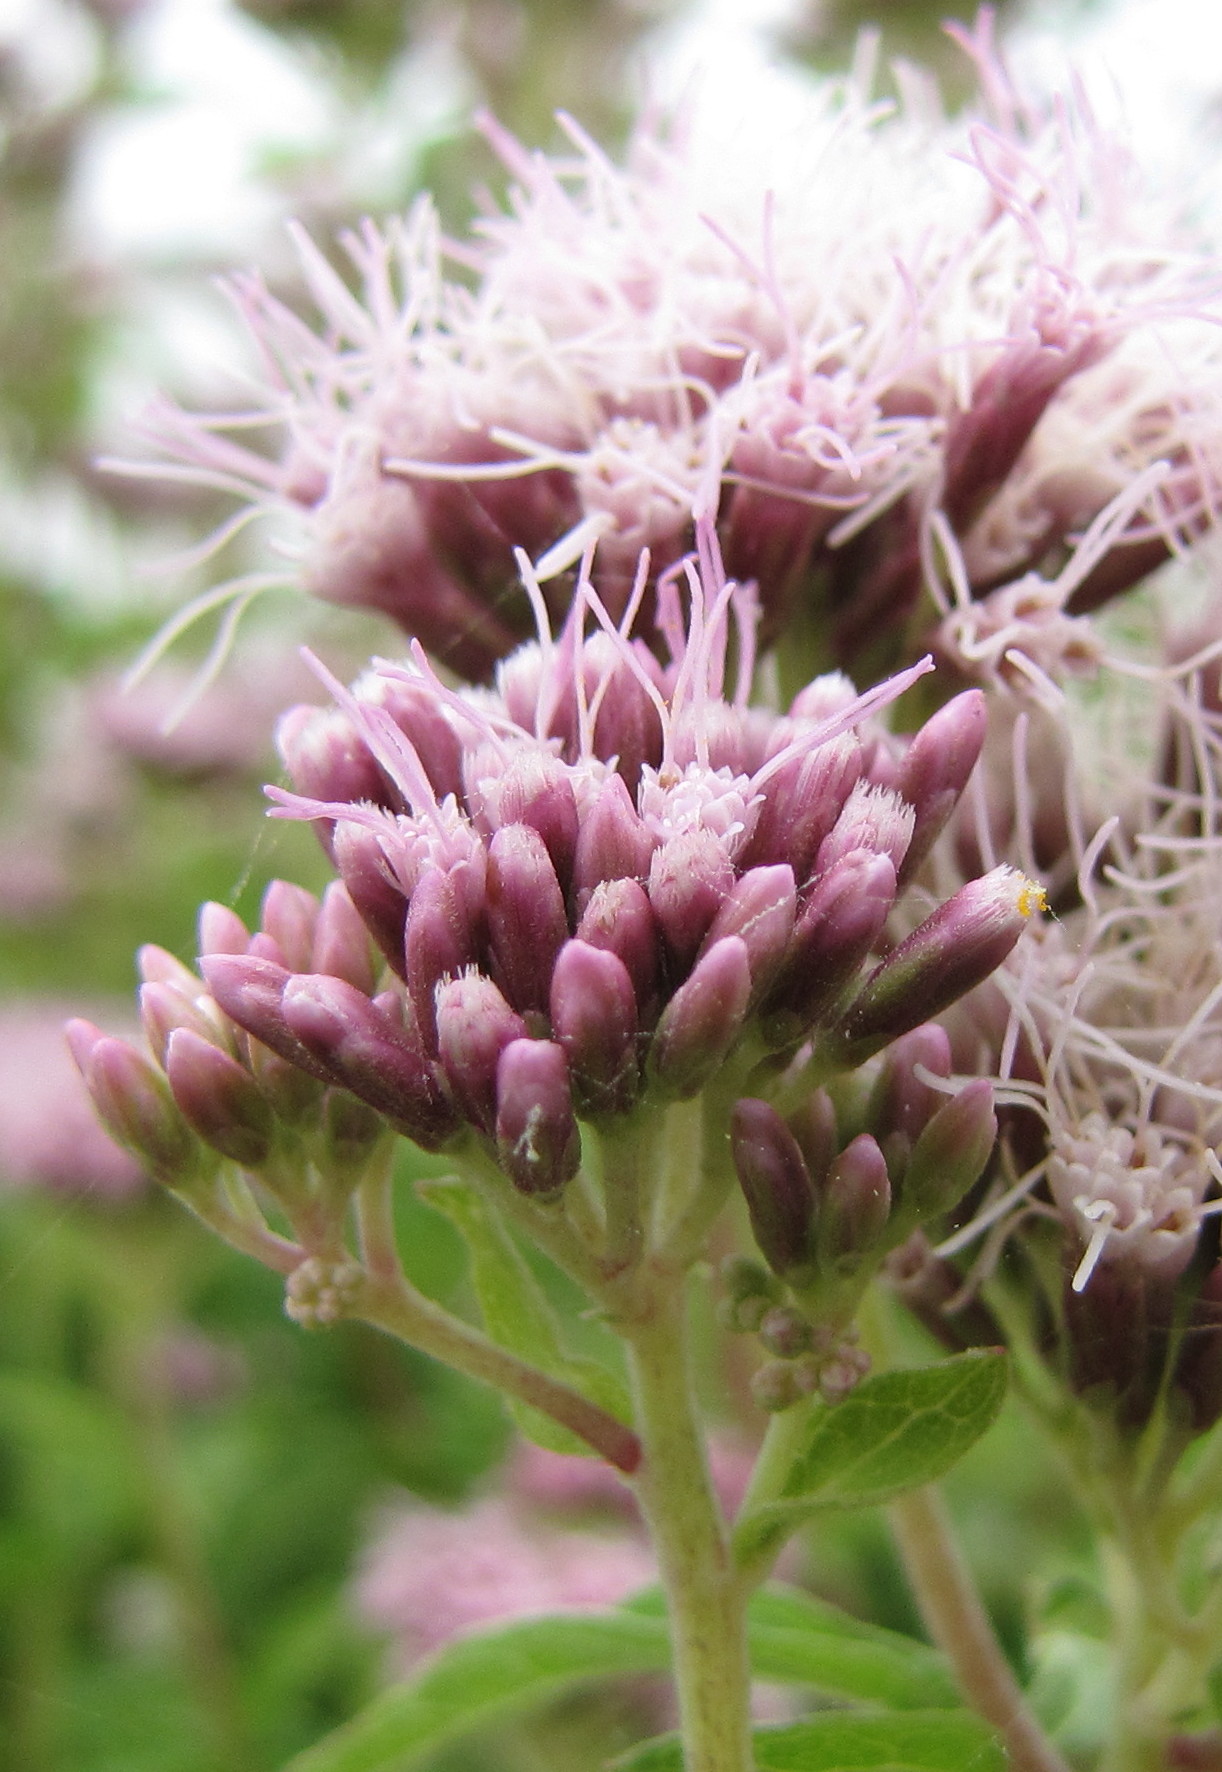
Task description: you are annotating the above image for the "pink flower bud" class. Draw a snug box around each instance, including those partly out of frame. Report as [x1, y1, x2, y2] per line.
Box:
[247, 931, 287, 967]
[649, 936, 752, 1099]
[281, 975, 458, 1150]
[138, 944, 201, 995]
[495, 1038, 581, 1197]
[276, 703, 390, 815]
[815, 783, 914, 878]
[359, 673, 464, 802]
[332, 821, 410, 977]
[312, 882, 377, 995]
[832, 867, 1034, 1059]
[200, 953, 336, 1084]
[741, 732, 862, 883]
[486, 824, 570, 1016]
[731, 1097, 818, 1278]
[260, 881, 320, 974]
[899, 1077, 997, 1222]
[575, 877, 661, 1014]
[893, 691, 987, 886]
[549, 939, 639, 1116]
[648, 831, 735, 970]
[699, 864, 796, 1000]
[435, 973, 528, 1133]
[788, 1089, 838, 1191]
[761, 850, 896, 1046]
[165, 1028, 275, 1168]
[67, 1022, 203, 1183]
[817, 1133, 891, 1265]
[865, 1023, 954, 1163]
[571, 775, 656, 902]
[403, 869, 480, 1048]
[198, 902, 250, 958]
[481, 753, 580, 885]
[140, 981, 229, 1068]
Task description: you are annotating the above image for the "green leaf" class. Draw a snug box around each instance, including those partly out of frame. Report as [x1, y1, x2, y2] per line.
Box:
[627, 1586, 957, 1710]
[420, 1176, 631, 1455]
[281, 1610, 671, 1772]
[736, 1352, 1007, 1556]
[612, 1712, 1006, 1772]
[282, 1583, 963, 1772]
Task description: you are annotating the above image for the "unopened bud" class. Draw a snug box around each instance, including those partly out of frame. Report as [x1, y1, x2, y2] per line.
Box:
[752, 1359, 804, 1412]
[198, 902, 249, 958]
[761, 850, 895, 1045]
[486, 823, 570, 1016]
[67, 1022, 203, 1184]
[282, 975, 458, 1150]
[730, 1097, 817, 1278]
[575, 877, 661, 1012]
[894, 691, 988, 886]
[648, 937, 752, 1098]
[485, 752, 580, 884]
[817, 1133, 891, 1266]
[332, 820, 410, 977]
[260, 881, 319, 973]
[830, 867, 1035, 1061]
[200, 954, 336, 1084]
[648, 831, 736, 969]
[571, 775, 656, 900]
[759, 1305, 814, 1359]
[165, 1029, 275, 1168]
[436, 972, 528, 1132]
[866, 1023, 953, 1163]
[285, 1255, 365, 1329]
[139, 980, 225, 1067]
[899, 1078, 997, 1223]
[549, 940, 639, 1116]
[495, 1037, 581, 1198]
[404, 869, 479, 1048]
[699, 865, 797, 1000]
[312, 882, 377, 995]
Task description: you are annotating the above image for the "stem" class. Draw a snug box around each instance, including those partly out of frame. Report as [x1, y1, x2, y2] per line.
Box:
[354, 1264, 641, 1472]
[890, 1486, 1072, 1772]
[622, 1276, 755, 1772]
[730, 1398, 816, 1590]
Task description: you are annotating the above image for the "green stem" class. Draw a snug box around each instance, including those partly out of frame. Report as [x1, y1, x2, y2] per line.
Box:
[730, 1397, 816, 1589]
[353, 1262, 641, 1472]
[890, 1486, 1072, 1772]
[622, 1276, 755, 1772]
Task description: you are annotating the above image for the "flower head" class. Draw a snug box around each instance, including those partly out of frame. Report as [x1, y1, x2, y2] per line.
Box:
[121, 30, 1222, 695]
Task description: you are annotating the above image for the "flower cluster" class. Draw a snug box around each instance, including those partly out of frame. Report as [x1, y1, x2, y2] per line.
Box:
[126, 18, 1222, 705]
[901, 619, 1222, 1434]
[231, 533, 1027, 1184]
[70, 525, 1035, 1327]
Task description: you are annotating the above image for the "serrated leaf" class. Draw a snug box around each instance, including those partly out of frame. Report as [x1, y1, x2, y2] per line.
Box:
[627, 1586, 957, 1710]
[611, 1711, 1005, 1772]
[736, 1352, 1007, 1556]
[420, 1175, 631, 1454]
[281, 1610, 671, 1772]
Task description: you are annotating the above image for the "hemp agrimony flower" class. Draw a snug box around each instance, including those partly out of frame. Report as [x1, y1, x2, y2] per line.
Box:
[71, 21, 1222, 1772]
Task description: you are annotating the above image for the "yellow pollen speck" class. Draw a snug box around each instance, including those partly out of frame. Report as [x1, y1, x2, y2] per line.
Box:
[1017, 877, 1048, 918]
